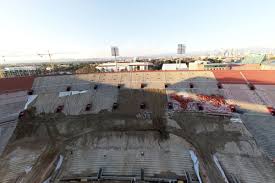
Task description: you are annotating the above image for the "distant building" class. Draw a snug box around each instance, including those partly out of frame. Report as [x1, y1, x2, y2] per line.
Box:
[96, 62, 153, 72]
[203, 63, 230, 70]
[230, 54, 267, 70]
[260, 60, 275, 70]
[189, 61, 209, 70]
[241, 54, 266, 64]
[161, 63, 188, 70]
[3, 66, 38, 77]
[189, 60, 230, 70]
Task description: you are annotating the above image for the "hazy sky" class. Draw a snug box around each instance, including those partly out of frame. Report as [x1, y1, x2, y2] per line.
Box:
[0, 0, 275, 59]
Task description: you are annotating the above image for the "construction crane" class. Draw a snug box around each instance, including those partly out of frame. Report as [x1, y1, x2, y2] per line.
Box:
[37, 50, 55, 69]
[37, 50, 55, 61]
[37, 50, 71, 71]
[37, 50, 77, 70]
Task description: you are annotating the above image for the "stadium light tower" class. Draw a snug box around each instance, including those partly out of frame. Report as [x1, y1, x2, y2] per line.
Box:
[111, 46, 119, 71]
[177, 44, 186, 70]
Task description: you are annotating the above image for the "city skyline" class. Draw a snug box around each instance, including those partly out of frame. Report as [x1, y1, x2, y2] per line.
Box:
[1, 0, 275, 61]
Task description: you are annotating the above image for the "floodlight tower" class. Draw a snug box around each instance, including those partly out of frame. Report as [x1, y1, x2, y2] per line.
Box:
[111, 46, 119, 71]
[177, 44, 186, 70]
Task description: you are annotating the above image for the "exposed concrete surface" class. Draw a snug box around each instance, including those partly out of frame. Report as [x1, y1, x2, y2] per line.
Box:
[0, 139, 47, 183]
[171, 112, 275, 183]
[0, 91, 27, 155]
[223, 84, 268, 113]
[241, 114, 275, 159]
[32, 85, 118, 115]
[61, 132, 194, 178]
[1, 72, 275, 183]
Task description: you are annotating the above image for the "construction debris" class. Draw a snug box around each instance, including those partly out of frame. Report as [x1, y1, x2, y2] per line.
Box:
[170, 93, 231, 113]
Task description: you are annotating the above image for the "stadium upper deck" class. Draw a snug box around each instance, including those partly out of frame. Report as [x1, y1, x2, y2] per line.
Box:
[1, 70, 275, 93]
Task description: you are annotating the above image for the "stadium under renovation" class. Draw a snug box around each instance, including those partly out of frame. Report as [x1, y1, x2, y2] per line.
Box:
[1, 70, 275, 183]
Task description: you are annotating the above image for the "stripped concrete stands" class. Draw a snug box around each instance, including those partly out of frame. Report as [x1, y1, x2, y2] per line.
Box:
[98, 73, 120, 86]
[144, 72, 166, 89]
[0, 89, 25, 154]
[241, 70, 275, 85]
[241, 114, 275, 159]
[215, 122, 275, 183]
[217, 153, 275, 183]
[0, 77, 33, 156]
[254, 85, 275, 107]
[130, 72, 145, 89]
[32, 75, 118, 115]
[119, 72, 132, 88]
[33, 75, 92, 94]
[223, 84, 267, 113]
[62, 132, 195, 178]
[0, 144, 46, 183]
[165, 72, 185, 85]
[1, 71, 275, 183]
[212, 70, 246, 84]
